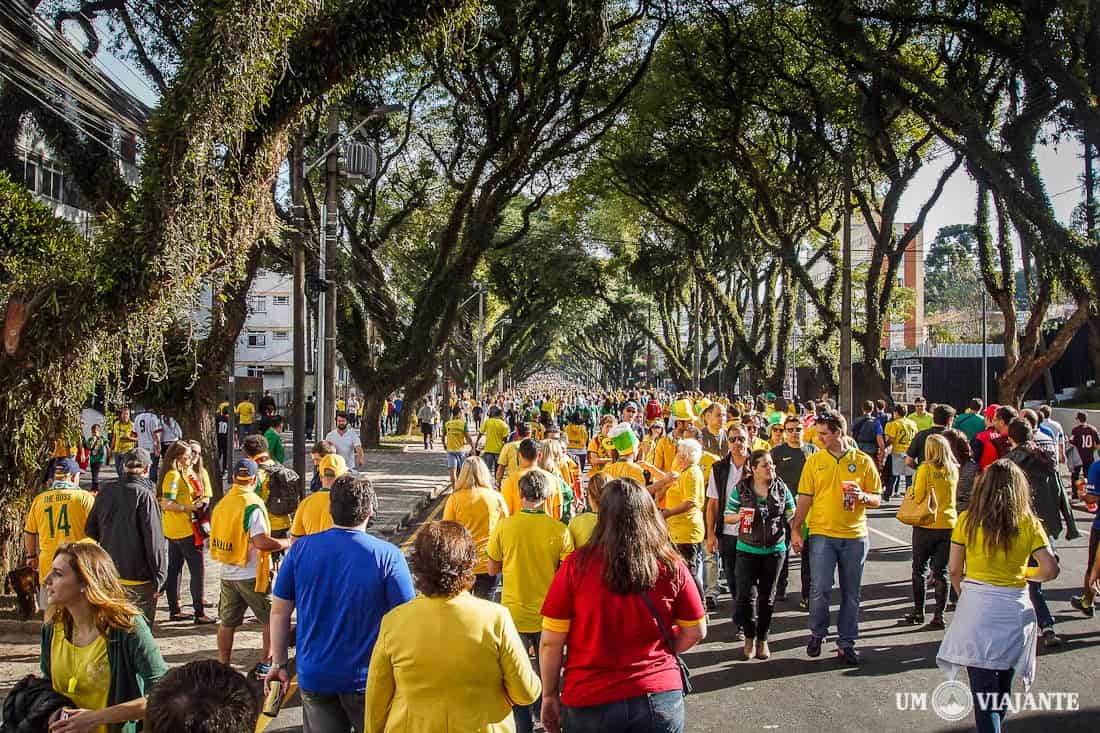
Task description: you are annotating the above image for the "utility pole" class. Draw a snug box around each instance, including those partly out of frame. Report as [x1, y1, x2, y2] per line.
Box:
[291, 132, 307, 491]
[839, 143, 854, 423]
[323, 110, 340, 435]
[981, 290, 988, 405]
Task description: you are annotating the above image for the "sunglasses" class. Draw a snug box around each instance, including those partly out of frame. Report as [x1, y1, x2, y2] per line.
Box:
[730, 436, 747, 443]
[785, 427, 801, 432]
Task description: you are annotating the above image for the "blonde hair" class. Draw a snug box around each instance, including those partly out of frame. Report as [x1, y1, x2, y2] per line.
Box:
[51, 542, 140, 636]
[157, 441, 192, 496]
[923, 434, 958, 480]
[965, 460, 1033, 556]
[599, 414, 615, 430]
[455, 456, 493, 491]
[539, 439, 567, 474]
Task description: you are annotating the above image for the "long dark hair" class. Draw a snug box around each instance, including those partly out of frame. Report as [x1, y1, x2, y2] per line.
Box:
[578, 478, 682, 594]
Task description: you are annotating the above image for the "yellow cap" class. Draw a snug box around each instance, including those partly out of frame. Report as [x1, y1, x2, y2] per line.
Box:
[671, 399, 694, 421]
[318, 453, 348, 478]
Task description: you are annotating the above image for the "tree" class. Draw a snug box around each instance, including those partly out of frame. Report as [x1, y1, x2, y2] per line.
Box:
[924, 224, 981, 315]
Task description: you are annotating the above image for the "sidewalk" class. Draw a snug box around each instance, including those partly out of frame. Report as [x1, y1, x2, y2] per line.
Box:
[0, 442, 451, 728]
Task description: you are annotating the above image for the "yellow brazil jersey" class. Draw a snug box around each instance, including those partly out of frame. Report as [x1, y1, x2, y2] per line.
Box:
[111, 421, 136, 453]
[481, 417, 510, 455]
[24, 485, 95, 582]
[498, 440, 521, 481]
[664, 464, 706, 544]
[49, 626, 109, 731]
[444, 418, 470, 452]
[564, 424, 589, 452]
[797, 447, 882, 540]
[603, 460, 646, 487]
[586, 435, 611, 475]
[568, 511, 598, 548]
[910, 462, 958, 529]
[486, 510, 574, 633]
[653, 435, 678, 473]
[336, 398, 346, 412]
[502, 467, 565, 520]
[160, 468, 201, 541]
[443, 486, 509, 575]
[235, 401, 255, 425]
[884, 418, 917, 455]
[529, 421, 545, 441]
[952, 511, 1049, 588]
[291, 490, 332, 537]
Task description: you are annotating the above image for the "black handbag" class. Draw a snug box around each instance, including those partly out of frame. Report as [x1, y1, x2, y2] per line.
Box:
[640, 592, 693, 695]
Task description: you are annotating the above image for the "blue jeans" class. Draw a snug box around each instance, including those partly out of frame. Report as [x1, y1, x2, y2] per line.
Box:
[562, 690, 684, 733]
[967, 666, 1014, 733]
[1027, 543, 1055, 628]
[808, 534, 869, 649]
[513, 631, 541, 733]
[482, 452, 499, 475]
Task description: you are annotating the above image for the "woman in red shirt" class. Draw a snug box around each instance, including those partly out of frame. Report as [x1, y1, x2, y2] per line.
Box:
[539, 479, 706, 733]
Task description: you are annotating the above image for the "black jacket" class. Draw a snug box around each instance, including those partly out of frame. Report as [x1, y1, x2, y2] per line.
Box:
[1005, 444, 1080, 542]
[85, 474, 168, 586]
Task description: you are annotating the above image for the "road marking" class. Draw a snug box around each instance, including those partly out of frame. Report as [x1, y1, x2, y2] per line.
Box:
[400, 494, 447, 550]
[868, 525, 911, 547]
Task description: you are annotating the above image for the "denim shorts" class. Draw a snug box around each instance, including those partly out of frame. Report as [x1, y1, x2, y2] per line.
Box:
[447, 451, 466, 469]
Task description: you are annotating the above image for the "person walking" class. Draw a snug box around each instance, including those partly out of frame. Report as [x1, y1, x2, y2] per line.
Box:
[725, 450, 795, 660]
[705, 424, 750, 634]
[416, 400, 435, 450]
[648, 438, 707, 600]
[770, 416, 817, 604]
[291, 454, 349, 540]
[326, 413, 365, 471]
[1069, 411, 1099, 483]
[38, 542, 167, 733]
[365, 521, 540, 733]
[264, 415, 286, 465]
[443, 456, 510, 599]
[790, 410, 882, 665]
[111, 408, 137, 480]
[936, 460, 1059, 733]
[84, 424, 109, 493]
[267, 473, 415, 732]
[900, 434, 959, 629]
[539, 479, 705, 733]
[85, 448, 167, 627]
[481, 406, 511, 476]
[444, 405, 474, 487]
[24, 459, 95, 613]
[486, 470, 574, 733]
[567, 473, 607, 549]
[883, 404, 917, 500]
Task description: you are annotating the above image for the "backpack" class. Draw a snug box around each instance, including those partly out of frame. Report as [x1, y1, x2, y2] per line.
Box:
[260, 460, 301, 516]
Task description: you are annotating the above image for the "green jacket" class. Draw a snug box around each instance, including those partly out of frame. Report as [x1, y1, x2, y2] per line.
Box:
[265, 427, 285, 464]
[41, 616, 166, 732]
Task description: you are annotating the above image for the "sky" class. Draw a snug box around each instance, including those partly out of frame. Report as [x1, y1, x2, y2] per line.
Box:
[896, 137, 1085, 248]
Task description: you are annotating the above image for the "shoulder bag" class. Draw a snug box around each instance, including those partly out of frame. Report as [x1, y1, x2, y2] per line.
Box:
[896, 479, 938, 527]
[640, 591, 693, 695]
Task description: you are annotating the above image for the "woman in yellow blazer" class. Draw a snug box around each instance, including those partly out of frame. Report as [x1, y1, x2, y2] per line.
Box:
[366, 521, 540, 733]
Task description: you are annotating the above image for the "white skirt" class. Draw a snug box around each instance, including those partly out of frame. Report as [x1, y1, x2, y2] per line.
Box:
[936, 579, 1038, 690]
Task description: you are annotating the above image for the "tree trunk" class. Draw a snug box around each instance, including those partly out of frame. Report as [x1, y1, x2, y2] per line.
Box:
[361, 392, 384, 447]
[1088, 314, 1100, 388]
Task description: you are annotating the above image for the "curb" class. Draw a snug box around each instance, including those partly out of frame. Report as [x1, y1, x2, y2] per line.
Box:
[382, 479, 450, 537]
[0, 618, 41, 635]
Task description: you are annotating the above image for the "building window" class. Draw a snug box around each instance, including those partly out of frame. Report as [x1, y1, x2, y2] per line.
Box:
[272, 295, 289, 307]
[273, 330, 289, 341]
[245, 365, 263, 377]
[39, 168, 63, 201]
[247, 331, 266, 348]
[249, 296, 266, 313]
[23, 163, 37, 192]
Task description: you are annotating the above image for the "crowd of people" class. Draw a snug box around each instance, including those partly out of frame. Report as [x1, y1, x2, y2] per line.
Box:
[10, 385, 1100, 733]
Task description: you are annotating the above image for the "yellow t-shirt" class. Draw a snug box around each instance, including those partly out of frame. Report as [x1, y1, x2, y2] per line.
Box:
[24, 486, 95, 582]
[884, 417, 917, 454]
[498, 441, 521, 481]
[602, 460, 646, 486]
[568, 511, 598, 548]
[501, 467, 564, 520]
[291, 490, 332, 537]
[50, 626, 108, 733]
[529, 422, 545, 441]
[910, 462, 958, 529]
[443, 486, 510, 575]
[664, 464, 705, 544]
[751, 437, 771, 453]
[482, 418, 510, 455]
[111, 421, 136, 453]
[699, 451, 719, 485]
[653, 435, 678, 473]
[486, 510, 574, 632]
[952, 511, 1049, 587]
[235, 401, 255, 425]
[797, 447, 882, 539]
[160, 468, 201, 540]
[336, 399, 346, 412]
[444, 418, 470, 452]
[564, 424, 589, 451]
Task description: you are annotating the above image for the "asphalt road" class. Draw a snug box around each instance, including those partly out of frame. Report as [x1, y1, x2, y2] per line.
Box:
[678, 501, 1100, 733]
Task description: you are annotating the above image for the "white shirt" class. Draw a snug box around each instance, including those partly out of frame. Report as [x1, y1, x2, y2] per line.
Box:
[132, 413, 162, 451]
[160, 416, 183, 444]
[707, 458, 746, 536]
[220, 507, 269, 581]
[326, 428, 362, 467]
[1041, 418, 1065, 447]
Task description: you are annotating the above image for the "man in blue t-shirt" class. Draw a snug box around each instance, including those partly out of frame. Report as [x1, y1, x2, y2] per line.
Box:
[1071, 460, 1100, 618]
[266, 473, 414, 731]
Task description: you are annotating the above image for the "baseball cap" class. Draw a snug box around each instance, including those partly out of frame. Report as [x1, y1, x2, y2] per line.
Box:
[233, 459, 259, 481]
[53, 457, 80, 476]
[984, 404, 1001, 420]
[318, 453, 348, 478]
[623, 401, 639, 411]
[123, 448, 152, 469]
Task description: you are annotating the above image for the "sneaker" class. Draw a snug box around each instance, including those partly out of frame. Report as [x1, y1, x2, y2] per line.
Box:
[837, 647, 860, 666]
[1041, 627, 1061, 648]
[254, 661, 272, 680]
[901, 611, 926, 626]
[1070, 596, 1095, 618]
[807, 635, 823, 658]
[734, 628, 745, 642]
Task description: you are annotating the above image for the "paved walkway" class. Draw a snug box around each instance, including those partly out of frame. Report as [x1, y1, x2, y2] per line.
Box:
[0, 443, 451, 731]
